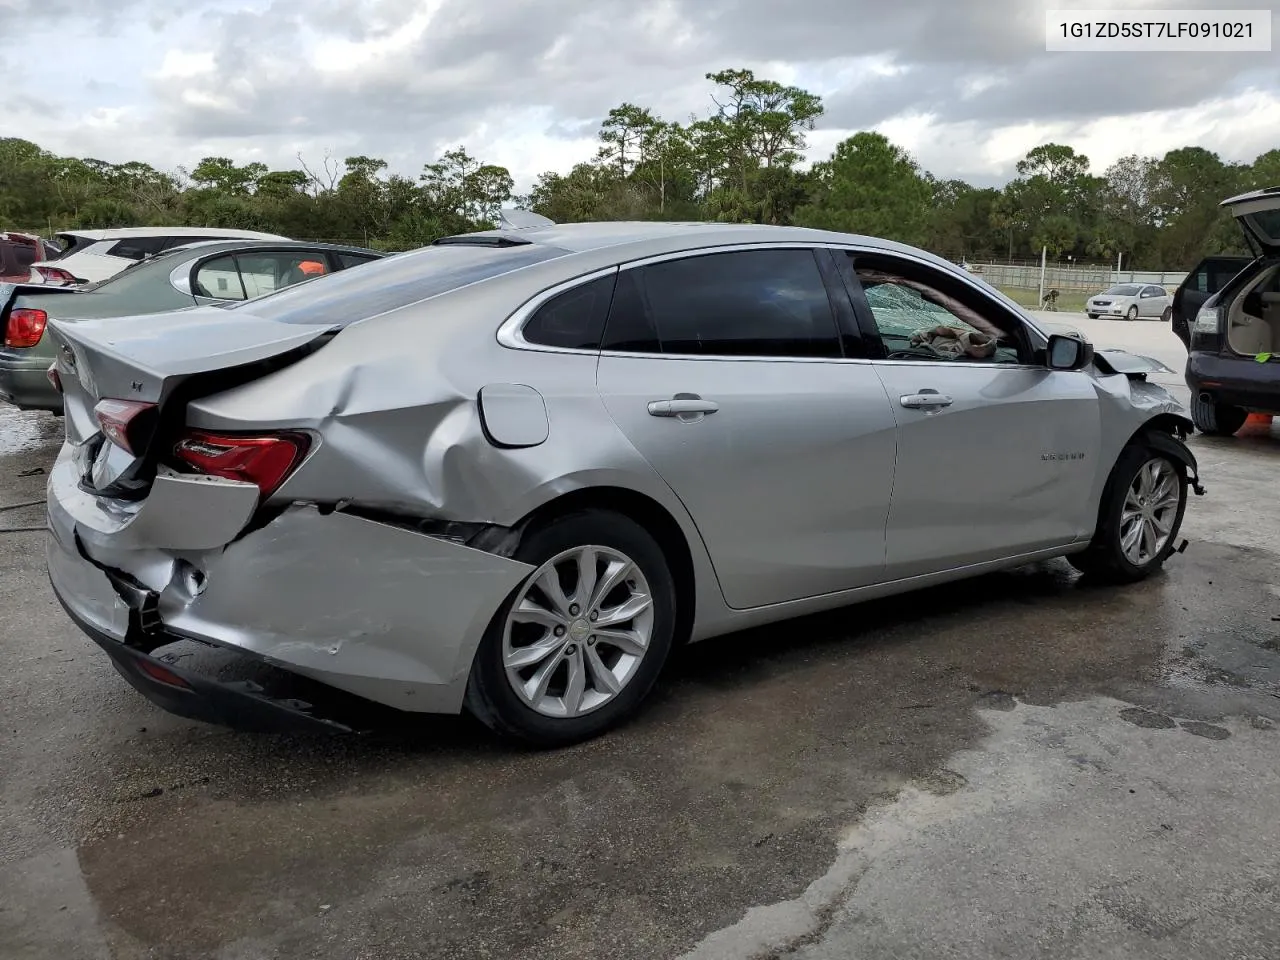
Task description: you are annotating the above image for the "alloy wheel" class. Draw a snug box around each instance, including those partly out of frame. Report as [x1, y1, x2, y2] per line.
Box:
[1120, 458, 1181, 566]
[502, 545, 655, 718]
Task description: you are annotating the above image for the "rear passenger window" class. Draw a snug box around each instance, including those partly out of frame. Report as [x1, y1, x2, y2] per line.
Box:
[601, 249, 841, 358]
[522, 274, 615, 350]
[193, 256, 247, 300]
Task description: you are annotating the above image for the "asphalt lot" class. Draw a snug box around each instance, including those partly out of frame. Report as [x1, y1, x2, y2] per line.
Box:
[3, 312, 1279, 959]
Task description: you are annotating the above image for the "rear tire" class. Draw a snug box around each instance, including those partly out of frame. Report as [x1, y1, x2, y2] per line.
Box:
[1190, 396, 1247, 436]
[1069, 441, 1188, 584]
[464, 509, 677, 747]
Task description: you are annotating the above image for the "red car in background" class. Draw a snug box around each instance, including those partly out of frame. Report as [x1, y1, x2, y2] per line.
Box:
[0, 232, 62, 283]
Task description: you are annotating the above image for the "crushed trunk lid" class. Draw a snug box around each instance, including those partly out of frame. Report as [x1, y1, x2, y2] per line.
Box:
[48, 308, 336, 496]
[1220, 186, 1280, 257]
[48, 308, 334, 405]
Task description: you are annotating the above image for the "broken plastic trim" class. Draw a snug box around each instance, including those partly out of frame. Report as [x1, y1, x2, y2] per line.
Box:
[331, 504, 516, 553]
[1144, 428, 1207, 497]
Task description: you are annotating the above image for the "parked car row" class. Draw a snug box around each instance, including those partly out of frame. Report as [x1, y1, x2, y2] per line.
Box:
[1, 239, 383, 412]
[35, 210, 1204, 745]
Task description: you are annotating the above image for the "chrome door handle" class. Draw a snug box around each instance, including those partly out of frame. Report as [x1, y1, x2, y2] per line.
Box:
[647, 398, 720, 417]
[900, 393, 953, 409]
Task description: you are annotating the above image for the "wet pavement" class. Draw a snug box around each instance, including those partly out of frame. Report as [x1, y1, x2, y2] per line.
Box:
[3, 321, 1280, 959]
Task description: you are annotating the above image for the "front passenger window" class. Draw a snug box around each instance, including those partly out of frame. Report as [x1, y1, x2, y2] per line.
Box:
[853, 258, 1023, 364]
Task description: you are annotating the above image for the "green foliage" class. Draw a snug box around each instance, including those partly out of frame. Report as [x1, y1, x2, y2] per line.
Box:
[0, 72, 1271, 267]
[794, 132, 931, 244]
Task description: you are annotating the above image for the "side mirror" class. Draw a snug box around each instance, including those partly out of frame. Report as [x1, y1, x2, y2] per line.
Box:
[1046, 333, 1094, 371]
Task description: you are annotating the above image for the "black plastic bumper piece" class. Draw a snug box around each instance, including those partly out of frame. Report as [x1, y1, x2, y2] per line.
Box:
[52, 580, 351, 735]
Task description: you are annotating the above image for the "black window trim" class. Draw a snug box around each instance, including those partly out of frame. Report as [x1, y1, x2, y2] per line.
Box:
[498, 240, 1052, 365]
[837, 246, 1045, 370]
[497, 265, 622, 354]
[500, 242, 856, 363]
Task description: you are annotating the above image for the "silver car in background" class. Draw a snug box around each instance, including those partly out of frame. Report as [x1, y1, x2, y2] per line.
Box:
[45, 215, 1204, 745]
[1086, 283, 1171, 320]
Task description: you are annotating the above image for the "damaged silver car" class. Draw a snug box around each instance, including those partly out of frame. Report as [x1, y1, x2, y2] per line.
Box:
[44, 213, 1204, 745]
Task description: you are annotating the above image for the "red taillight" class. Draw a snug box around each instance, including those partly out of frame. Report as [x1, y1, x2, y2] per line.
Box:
[4, 308, 47, 348]
[172, 431, 309, 499]
[94, 398, 158, 455]
[35, 265, 79, 284]
[46, 364, 62, 393]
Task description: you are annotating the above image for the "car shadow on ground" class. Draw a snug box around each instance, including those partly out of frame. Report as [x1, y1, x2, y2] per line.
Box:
[162, 555, 1137, 753]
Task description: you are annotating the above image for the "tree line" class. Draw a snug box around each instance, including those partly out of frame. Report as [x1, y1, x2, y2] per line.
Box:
[2, 68, 1276, 269]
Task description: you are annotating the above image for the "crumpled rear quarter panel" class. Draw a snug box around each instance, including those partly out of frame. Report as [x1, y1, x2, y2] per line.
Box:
[163, 505, 534, 712]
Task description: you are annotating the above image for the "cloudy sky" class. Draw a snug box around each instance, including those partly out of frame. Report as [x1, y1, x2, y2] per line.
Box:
[2, 0, 1277, 191]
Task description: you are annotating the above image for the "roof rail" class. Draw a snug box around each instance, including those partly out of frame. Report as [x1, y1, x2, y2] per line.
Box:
[498, 209, 555, 231]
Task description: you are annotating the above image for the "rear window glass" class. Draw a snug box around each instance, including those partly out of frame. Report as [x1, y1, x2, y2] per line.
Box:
[1249, 210, 1280, 243]
[0, 241, 37, 272]
[109, 236, 169, 261]
[232, 243, 568, 326]
[49, 234, 96, 260]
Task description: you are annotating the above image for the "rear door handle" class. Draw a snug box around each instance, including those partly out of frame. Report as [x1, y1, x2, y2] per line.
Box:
[900, 393, 953, 409]
[647, 398, 720, 418]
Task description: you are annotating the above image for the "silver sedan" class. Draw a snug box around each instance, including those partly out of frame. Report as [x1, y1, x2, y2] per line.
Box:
[1086, 283, 1171, 320]
[44, 216, 1204, 745]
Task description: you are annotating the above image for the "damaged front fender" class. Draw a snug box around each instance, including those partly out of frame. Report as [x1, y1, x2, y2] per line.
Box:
[160, 504, 535, 713]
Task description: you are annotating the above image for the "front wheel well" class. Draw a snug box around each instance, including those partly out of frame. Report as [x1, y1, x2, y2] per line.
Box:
[511, 487, 697, 645]
[1128, 412, 1192, 447]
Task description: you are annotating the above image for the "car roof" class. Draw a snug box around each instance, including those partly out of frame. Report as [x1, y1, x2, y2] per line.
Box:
[236, 218, 1046, 342]
[160, 239, 382, 257]
[441, 219, 954, 264]
[55, 226, 292, 241]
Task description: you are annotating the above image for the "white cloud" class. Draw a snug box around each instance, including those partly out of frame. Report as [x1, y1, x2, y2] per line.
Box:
[3, 0, 1277, 193]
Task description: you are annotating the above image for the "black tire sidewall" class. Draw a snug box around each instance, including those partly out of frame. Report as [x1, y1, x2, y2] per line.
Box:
[465, 510, 678, 746]
[1191, 396, 1246, 436]
[1126, 305, 1138, 320]
[1096, 445, 1188, 579]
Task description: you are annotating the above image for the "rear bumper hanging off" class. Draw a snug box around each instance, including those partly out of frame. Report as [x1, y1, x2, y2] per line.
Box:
[51, 576, 353, 734]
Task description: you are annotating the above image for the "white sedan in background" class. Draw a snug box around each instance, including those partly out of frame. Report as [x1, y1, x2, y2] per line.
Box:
[1086, 283, 1171, 321]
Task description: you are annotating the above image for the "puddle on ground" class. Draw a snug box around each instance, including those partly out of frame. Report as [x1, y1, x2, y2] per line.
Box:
[0, 406, 60, 456]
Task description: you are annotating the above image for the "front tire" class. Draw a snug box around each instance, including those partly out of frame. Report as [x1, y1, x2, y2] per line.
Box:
[464, 509, 677, 747]
[1087, 313, 1099, 319]
[1190, 396, 1247, 436]
[1069, 441, 1188, 584]
[1125, 305, 1139, 321]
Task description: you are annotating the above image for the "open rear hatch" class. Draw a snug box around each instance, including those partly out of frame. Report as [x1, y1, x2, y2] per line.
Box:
[1221, 186, 1280, 258]
[48, 307, 336, 499]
